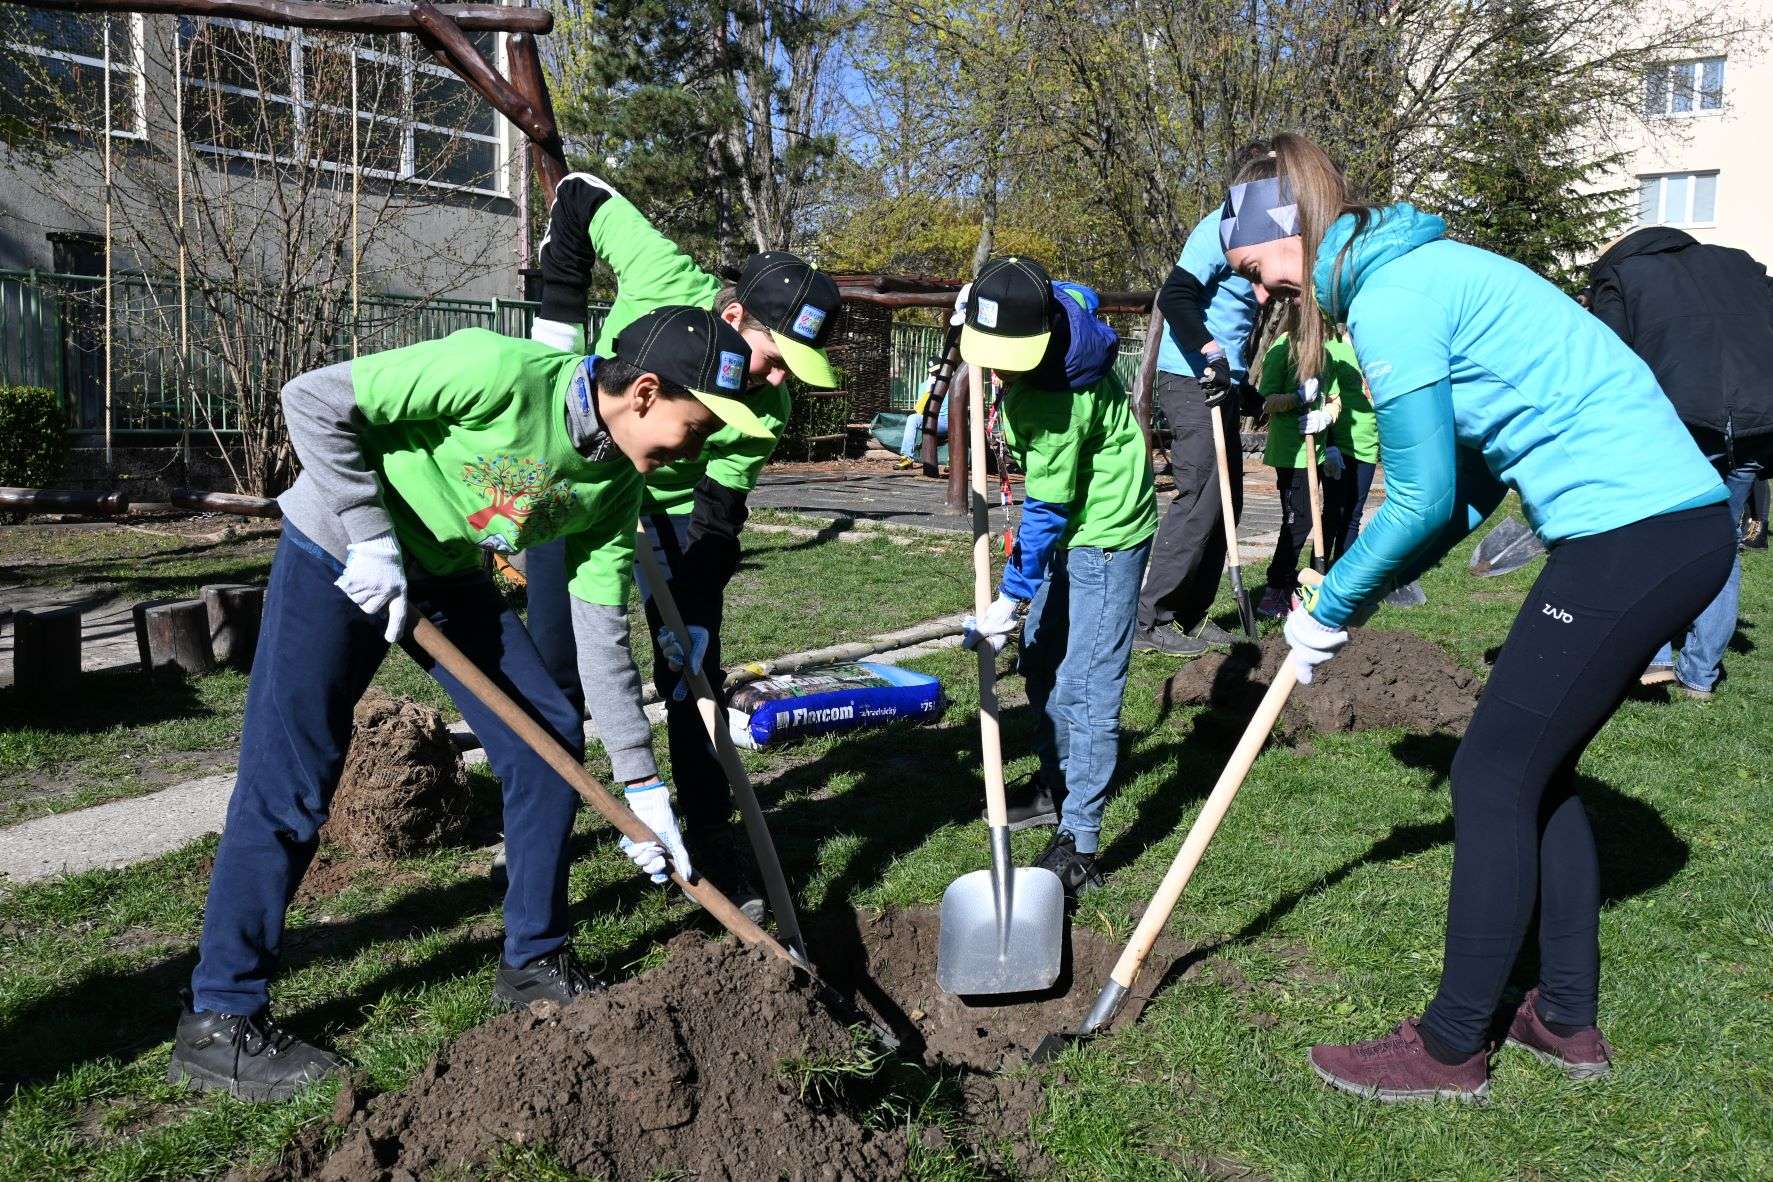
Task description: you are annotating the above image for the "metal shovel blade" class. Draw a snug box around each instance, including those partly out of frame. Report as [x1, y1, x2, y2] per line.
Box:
[936, 859, 1065, 995]
[1384, 580, 1428, 607]
[1469, 517, 1546, 578]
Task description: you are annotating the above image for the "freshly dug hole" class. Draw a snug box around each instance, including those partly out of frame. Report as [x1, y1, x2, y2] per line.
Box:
[1157, 629, 1479, 744]
[321, 689, 469, 859]
[245, 911, 1170, 1181]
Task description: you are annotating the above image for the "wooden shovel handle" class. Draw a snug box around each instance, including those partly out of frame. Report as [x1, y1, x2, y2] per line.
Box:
[1304, 430, 1326, 567]
[1207, 398, 1242, 570]
[408, 616, 792, 961]
[968, 363, 1009, 827]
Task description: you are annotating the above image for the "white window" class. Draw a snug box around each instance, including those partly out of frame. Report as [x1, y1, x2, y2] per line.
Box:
[1645, 57, 1725, 117]
[179, 18, 506, 198]
[0, 9, 146, 138]
[1638, 172, 1719, 227]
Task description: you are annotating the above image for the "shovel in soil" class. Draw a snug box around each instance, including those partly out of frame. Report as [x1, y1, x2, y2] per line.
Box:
[1469, 516, 1545, 578]
[1032, 572, 1317, 1062]
[409, 617, 897, 1048]
[937, 362, 1065, 997]
[1208, 387, 1259, 639]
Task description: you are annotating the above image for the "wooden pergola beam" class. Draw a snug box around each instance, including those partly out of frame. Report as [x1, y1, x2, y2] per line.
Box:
[11, 0, 552, 35]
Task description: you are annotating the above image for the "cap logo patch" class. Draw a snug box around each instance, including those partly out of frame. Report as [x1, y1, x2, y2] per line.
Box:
[791, 303, 826, 340]
[717, 350, 745, 390]
[976, 296, 999, 329]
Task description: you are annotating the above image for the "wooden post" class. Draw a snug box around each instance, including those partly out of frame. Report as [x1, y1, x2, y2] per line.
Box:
[139, 599, 214, 678]
[202, 584, 264, 670]
[13, 606, 82, 695]
[133, 597, 183, 670]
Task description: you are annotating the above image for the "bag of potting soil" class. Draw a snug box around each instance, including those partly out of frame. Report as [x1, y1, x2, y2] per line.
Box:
[725, 661, 944, 749]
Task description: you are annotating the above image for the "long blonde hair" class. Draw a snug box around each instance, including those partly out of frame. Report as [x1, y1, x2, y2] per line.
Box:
[1231, 132, 1365, 383]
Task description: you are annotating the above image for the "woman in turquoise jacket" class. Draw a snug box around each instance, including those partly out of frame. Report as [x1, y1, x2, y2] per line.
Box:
[1220, 134, 1733, 1103]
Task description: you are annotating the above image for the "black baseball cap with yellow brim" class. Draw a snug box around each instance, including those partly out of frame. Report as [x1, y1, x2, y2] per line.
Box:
[610, 306, 773, 439]
[734, 251, 842, 388]
[959, 256, 1055, 372]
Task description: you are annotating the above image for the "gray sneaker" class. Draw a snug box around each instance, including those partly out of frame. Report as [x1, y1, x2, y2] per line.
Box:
[1134, 624, 1209, 656]
[1188, 619, 1239, 649]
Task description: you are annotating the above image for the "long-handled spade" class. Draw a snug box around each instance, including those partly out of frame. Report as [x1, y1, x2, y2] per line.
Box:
[1301, 378, 1329, 576]
[937, 362, 1066, 996]
[1208, 391, 1259, 639]
[1032, 573, 1318, 1061]
[633, 534, 808, 959]
[409, 617, 895, 1044]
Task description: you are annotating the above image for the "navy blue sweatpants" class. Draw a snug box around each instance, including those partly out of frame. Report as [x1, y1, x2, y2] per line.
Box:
[190, 523, 584, 1016]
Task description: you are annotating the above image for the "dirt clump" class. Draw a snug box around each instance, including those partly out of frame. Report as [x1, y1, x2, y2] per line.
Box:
[242, 934, 910, 1182]
[321, 689, 469, 859]
[1157, 629, 1479, 743]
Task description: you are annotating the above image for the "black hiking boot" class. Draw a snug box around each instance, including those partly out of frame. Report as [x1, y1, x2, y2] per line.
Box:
[1033, 830, 1105, 898]
[1187, 619, 1239, 649]
[494, 947, 605, 1011]
[983, 773, 1066, 832]
[167, 992, 343, 1102]
[1133, 623, 1209, 656]
[689, 834, 768, 924]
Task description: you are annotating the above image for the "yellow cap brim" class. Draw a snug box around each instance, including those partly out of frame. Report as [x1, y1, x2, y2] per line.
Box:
[959, 324, 1050, 372]
[771, 330, 839, 388]
[690, 388, 774, 440]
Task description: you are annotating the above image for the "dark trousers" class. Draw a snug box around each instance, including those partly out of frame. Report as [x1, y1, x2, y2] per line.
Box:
[525, 523, 730, 837]
[192, 524, 584, 1015]
[1139, 372, 1242, 631]
[1331, 458, 1378, 562]
[1419, 504, 1734, 1052]
[1265, 464, 1355, 591]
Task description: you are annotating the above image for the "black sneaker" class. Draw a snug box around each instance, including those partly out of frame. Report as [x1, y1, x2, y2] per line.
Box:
[984, 773, 1066, 831]
[1187, 619, 1238, 649]
[167, 992, 343, 1102]
[689, 834, 768, 923]
[1133, 624, 1209, 656]
[1033, 830, 1105, 897]
[493, 947, 605, 1011]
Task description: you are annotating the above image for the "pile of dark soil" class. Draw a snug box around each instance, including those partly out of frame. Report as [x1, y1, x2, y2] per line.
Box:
[1157, 629, 1479, 744]
[245, 910, 1170, 1181]
[321, 689, 469, 859]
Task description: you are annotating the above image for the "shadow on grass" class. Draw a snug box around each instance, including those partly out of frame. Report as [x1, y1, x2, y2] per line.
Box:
[1145, 730, 1689, 1003]
[0, 666, 215, 736]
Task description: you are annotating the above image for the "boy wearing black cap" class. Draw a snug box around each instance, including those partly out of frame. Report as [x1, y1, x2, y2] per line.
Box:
[169, 306, 766, 1103]
[523, 175, 842, 918]
[958, 257, 1159, 893]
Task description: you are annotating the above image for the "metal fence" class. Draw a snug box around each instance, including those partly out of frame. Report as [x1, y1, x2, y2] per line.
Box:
[1, 267, 1143, 431]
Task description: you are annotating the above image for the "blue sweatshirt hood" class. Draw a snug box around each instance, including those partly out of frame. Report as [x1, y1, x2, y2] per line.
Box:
[1027, 282, 1120, 391]
[1313, 203, 1447, 322]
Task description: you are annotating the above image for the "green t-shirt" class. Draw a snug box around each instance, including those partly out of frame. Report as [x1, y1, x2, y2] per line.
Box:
[1258, 334, 1374, 467]
[351, 329, 640, 606]
[999, 372, 1158, 551]
[575, 193, 791, 515]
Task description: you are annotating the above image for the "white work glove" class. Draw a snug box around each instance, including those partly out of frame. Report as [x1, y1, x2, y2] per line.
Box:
[1322, 445, 1346, 481]
[335, 535, 409, 643]
[1283, 601, 1348, 685]
[620, 780, 692, 884]
[1299, 406, 1335, 436]
[530, 316, 584, 353]
[656, 623, 710, 703]
[962, 593, 1022, 654]
[950, 281, 973, 327]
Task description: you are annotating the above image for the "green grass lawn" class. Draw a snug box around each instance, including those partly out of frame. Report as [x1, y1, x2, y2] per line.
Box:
[1, 511, 1768, 1180]
[0, 520, 975, 826]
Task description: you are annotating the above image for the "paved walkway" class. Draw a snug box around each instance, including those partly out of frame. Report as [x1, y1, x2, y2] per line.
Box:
[0, 584, 138, 687]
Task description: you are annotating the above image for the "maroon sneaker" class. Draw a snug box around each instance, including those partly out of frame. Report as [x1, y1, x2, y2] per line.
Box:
[1308, 1018, 1490, 1103]
[1505, 989, 1612, 1079]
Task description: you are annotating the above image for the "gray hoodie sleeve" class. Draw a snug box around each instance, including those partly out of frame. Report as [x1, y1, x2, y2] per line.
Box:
[279, 360, 395, 545]
[569, 597, 658, 783]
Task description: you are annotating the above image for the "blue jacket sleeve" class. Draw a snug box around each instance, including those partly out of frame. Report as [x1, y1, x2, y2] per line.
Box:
[1001, 497, 1068, 602]
[1312, 377, 1477, 626]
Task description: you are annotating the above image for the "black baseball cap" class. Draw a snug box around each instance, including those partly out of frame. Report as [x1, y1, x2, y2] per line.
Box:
[610, 306, 771, 439]
[959, 256, 1055, 372]
[734, 251, 841, 387]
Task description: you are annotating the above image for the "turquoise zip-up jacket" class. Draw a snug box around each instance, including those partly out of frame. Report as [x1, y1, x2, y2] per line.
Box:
[1308, 203, 1727, 627]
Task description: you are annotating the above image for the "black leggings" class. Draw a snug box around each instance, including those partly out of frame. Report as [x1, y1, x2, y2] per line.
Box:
[1420, 504, 1735, 1052]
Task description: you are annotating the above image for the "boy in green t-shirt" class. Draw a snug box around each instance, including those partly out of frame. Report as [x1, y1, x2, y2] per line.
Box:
[171, 306, 769, 1104]
[520, 175, 842, 919]
[1253, 330, 1368, 615]
[958, 257, 1159, 895]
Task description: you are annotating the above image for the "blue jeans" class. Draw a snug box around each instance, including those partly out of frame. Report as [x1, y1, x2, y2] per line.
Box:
[191, 523, 584, 1015]
[900, 400, 949, 458]
[1019, 537, 1152, 855]
[1650, 463, 1760, 691]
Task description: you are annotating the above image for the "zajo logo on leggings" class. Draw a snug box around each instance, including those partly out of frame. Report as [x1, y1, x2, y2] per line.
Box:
[1542, 602, 1575, 624]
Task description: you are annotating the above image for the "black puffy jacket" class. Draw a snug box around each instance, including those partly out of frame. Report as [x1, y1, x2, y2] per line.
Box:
[1587, 227, 1773, 467]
